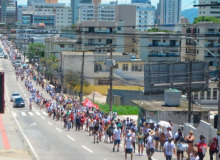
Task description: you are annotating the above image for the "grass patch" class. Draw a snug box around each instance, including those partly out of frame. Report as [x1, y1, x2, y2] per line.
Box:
[97, 103, 138, 115]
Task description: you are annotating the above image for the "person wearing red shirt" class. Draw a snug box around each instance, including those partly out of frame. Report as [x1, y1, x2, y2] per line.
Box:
[197, 135, 207, 160]
[69, 112, 74, 128]
[209, 137, 218, 160]
[80, 116, 85, 130]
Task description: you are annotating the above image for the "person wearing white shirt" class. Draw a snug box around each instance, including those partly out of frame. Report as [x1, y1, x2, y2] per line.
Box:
[113, 124, 122, 152]
[165, 128, 173, 141]
[164, 137, 176, 160]
[146, 130, 155, 160]
[124, 133, 133, 160]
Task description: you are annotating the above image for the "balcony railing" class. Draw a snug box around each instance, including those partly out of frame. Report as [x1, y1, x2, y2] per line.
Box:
[148, 44, 180, 47]
[148, 54, 179, 57]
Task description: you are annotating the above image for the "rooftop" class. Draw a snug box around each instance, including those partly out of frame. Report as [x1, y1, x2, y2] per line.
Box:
[132, 100, 206, 112]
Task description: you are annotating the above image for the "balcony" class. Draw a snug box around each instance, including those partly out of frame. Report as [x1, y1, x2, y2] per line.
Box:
[204, 55, 218, 61]
[148, 44, 180, 47]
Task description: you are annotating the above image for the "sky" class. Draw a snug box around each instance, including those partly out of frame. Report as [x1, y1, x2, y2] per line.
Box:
[18, 0, 195, 10]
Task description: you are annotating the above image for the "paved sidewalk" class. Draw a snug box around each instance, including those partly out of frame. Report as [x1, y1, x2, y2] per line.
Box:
[0, 107, 32, 160]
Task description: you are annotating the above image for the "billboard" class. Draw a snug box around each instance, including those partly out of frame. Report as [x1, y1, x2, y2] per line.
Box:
[144, 62, 209, 94]
[0, 72, 4, 113]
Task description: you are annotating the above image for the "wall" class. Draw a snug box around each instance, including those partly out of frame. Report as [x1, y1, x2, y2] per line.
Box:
[106, 89, 163, 106]
[183, 120, 217, 145]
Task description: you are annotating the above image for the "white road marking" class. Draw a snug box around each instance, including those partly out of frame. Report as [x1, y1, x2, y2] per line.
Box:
[24, 94, 26, 97]
[35, 111, 41, 115]
[18, 83, 20, 86]
[26, 98, 29, 102]
[28, 112, 34, 116]
[11, 112, 40, 160]
[81, 145, 93, 153]
[67, 135, 75, 141]
[42, 111, 48, 115]
[32, 107, 36, 111]
[22, 90, 24, 93]
[21, 112, 27, 116]
[4, 85, 10, 101]
[56, 128, 62, 132]
[12, 112, 17, 117]
[41, 116, 45, 120]
[30, 122, 36, 126]
[20, 87, 22, 90]
[48, 122, 52, 125]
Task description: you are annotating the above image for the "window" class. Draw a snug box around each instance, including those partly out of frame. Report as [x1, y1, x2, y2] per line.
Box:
[208, 29, 214, 33]
[207, 88, 211, 99]
[106, 39, 112, 44]
[98, 79, 110, 85]
[194, 92, 198, 99]
[163, 40, 166, 43]
[98, 39, 101, 42]
[208, 40, 214, 47]
[122, 64, 128, 71]
[200, 91, 204, 99]
[117, 27, 121, 31]
[60, 44, 65, 48]
[94, 64, 102, 72]
[132, 64, 139, 71]
[213, 88, 217, 99]
[68, 44, 74, 48]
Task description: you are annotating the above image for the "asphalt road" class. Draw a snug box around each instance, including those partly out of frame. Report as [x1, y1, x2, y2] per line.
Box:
[1, 43, 161, 160]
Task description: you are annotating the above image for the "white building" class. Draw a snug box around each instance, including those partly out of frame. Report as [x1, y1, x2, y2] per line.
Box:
[134, 3, 155, 31]
[157, 0, 181, 24]
[21, 3, 72, 27]
[198, 0, 220, 19]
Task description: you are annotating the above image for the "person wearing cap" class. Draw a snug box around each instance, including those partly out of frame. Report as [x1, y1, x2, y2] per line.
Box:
[164, 137, 176, 160]
[197, 135, 207, 160]
[146, 130, 155, 160]
[209, 137, 218, 160]
[124, 133, 133, 160]
[185, 131, 194, 160]
[113, 123, 122, 152]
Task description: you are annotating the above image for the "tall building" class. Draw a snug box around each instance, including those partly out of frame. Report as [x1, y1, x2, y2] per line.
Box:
[6, 1, 17, 25]
[198, 0, 220, 19]
[45, 0, 58, 3]
[71, 0, 92, 24]
[21, 3, 72, 27]
[131, 0, 150, 4]
[27, 0, 44, 6]
[157, 0, 181, 24]
[0, 0, 9, 23]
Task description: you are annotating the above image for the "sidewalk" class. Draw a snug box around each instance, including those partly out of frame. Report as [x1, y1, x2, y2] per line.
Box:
[0, 107, 32, 160]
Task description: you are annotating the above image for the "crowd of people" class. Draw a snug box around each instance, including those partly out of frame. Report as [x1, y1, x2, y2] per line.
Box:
[3, 35, 220, 160]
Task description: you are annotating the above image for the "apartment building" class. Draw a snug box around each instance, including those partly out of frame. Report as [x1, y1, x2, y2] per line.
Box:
[131, 0, 151, 4]
[181, 22, 220, 67]
[199, 0, 220, 19]
[21, 3, 72, 27]
[71, 0, 92, 24]
[135, 32, 181, 61]
[45, 0, 58, 3]
[27, 0, 44, 6]
[157, 0, 181, 24]
[6, 2, 17, 25]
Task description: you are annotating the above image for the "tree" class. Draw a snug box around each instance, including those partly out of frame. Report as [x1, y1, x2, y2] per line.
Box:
[28, 43, 45, 58]
[193, 16, 220, 24]
[64, 70, 90, 93]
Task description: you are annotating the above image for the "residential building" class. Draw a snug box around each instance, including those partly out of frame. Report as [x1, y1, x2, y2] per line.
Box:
[51, 52, 144, 95]
[181, 16, 189, 24]
[17, 6, 23, 21]
[78, 3, 155, 31]
[157, 0, 181, 24]
[0, 0, 9, 23]
[71, 0, 92, 24]
[6, 1, 17, 25]
[76, 19, 136, 53]
[198, 0, 220, 19]
[44, 37, 77, 58]
[134, 3, 155, 31]
[135, 32, 181, 61]
[45, 0, 57, 3]
[21, 3, 72, 27]
[27, 0, 44, 6]
[131, 0, 151, 4]
[181, 22, 220, 67]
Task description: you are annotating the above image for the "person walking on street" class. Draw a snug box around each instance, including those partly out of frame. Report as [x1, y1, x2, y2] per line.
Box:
[164, 137, 176, 160]
[67, 117, 71, 131]
[130, 128, 136, 153]
[197, 135, 207, 160]
[75, 116, 80, 131]
[185, 131, 194, 160]
[124, 133, 133, 160]
[93, 122, 99, 143]
[209, 137, 218, 160]
[113, 124, 122, 152]
[190, 147, 199, 160]
[146, 130, 155, 160]
[137, 128, 144, 156]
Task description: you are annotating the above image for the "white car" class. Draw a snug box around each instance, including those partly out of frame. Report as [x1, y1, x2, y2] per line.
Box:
[15, 60, 21, 67]
[10, 92, 21, 102]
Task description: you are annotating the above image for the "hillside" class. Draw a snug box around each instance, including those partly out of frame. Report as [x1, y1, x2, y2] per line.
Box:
[181, 8, 198, 23]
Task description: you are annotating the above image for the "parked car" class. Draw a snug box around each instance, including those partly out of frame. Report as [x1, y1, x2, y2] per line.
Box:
[15, 60, 21, 67]
[4, 55, 8, 59]
[13, 97, 25, 108]
[10, 92, 20, 102]
[0, 54, 4, 58]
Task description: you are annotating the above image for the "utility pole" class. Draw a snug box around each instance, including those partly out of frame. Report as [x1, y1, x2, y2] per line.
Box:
[80, 50, 85, 103]
[60, 52, 63, 94]
[188, 61, 192, 123]
[109, 46, 113, 118]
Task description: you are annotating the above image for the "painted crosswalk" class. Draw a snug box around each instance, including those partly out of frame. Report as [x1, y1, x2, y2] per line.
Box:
[17, 111, 48, 117]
